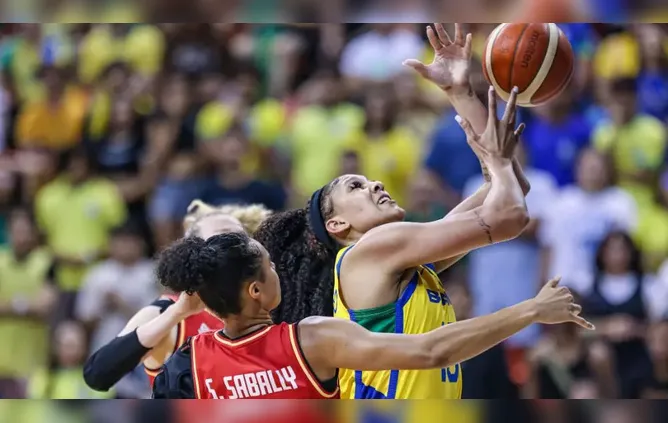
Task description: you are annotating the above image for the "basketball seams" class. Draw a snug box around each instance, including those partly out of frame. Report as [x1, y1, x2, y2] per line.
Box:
[518, 23, 560, 106]
[484, 24, 511, 101]
[506, 24, 530, 96]
[483, 23, 574, 107]
[536, 28, 575, 103]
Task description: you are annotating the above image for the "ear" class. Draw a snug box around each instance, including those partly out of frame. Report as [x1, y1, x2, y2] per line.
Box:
[247, 281, 262, 300]
[325, 217, 350, 237]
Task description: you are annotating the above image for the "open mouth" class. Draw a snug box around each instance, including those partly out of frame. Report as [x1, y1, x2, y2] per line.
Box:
[378, 194, 393, 205]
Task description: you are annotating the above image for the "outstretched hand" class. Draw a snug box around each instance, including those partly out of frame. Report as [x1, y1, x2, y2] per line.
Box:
[455, 86, 525, 164]
[532, 277, 595, 330]
[403, 23, 473, 93]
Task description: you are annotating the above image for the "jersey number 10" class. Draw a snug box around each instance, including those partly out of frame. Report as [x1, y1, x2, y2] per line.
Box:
[440, 322, 460, 383]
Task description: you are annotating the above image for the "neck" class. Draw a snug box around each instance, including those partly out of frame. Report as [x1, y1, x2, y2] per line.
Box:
[222, 314, 273, 339]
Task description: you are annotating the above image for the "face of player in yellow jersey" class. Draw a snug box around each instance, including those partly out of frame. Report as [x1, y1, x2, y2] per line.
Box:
[324, 174, 405, 244]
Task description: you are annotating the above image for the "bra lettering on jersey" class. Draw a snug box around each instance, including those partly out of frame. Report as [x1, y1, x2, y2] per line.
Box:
[426, 289, 450, 305]
[214, 366, 299, 399]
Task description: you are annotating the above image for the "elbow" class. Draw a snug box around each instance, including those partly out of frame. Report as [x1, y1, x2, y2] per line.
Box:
[496, 205, 530, 241]
[418, 337, 457, 370]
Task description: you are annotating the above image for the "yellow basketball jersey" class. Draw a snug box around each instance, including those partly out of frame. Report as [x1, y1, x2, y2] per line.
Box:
[333, 246, 462, 399]
[337, 401, 481, 423]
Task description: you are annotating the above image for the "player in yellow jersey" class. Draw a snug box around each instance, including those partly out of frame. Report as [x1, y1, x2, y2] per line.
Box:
[255, 23, 548, 399]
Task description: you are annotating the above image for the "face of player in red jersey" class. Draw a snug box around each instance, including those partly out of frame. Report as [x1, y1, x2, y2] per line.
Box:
[243, 240, 281, 314]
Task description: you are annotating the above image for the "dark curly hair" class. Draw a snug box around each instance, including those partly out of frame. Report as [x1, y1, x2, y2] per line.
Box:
[254, 180, 341, 323]
[156, 232, 264, 317]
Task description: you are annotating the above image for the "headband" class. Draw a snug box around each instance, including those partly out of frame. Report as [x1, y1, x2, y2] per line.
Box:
[308, 187, 338, 251]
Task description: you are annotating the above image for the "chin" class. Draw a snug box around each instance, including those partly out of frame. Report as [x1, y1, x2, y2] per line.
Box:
[384, 205, 406, 223]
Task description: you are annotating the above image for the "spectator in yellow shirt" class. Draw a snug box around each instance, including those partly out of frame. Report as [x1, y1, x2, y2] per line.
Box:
[344, 87, 421, 206]
[29, 321, 112, 399]
[0, 208, 57, 398]
[34, 146, 126, 321]
[77, 24, 165, 85]
[288, 70, 365, 202]
[593, 77, 667, 209]
[15, 65, 88, 151]
[634, 174, 668, 272]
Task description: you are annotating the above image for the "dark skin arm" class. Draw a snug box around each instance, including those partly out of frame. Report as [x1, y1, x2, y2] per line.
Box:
[299, 277, 592, 381]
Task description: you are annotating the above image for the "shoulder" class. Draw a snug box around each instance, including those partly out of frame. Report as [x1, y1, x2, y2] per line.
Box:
[36, 178, 66, 197]
[634, 115, 666, 134]
[89, 177, 121, 193]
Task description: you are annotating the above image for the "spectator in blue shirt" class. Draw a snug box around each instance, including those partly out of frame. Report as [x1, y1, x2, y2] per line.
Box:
[422, 108, 481, 198]
[634, 24, 668, 122]
[522, 84, 592, 186]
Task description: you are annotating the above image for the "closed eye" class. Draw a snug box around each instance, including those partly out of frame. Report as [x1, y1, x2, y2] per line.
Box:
[349, 181, 363, 190]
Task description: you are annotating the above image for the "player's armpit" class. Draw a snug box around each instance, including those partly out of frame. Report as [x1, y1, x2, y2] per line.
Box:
[349, 202, 528, 273]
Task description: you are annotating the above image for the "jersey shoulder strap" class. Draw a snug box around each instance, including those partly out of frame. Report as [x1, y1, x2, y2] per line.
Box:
[152, 338, 195, 399]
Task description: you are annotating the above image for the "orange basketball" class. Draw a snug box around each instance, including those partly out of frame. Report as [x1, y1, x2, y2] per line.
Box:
[482, 23, 575, 107]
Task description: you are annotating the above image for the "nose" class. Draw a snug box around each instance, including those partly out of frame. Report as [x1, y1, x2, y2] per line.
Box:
[371, 181, 384, 193]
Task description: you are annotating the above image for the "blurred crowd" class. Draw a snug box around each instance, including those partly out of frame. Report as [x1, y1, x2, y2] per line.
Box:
[1, 23, 668, 400]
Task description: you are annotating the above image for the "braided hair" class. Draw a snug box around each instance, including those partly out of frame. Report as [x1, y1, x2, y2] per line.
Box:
[254, 180, 340, 323]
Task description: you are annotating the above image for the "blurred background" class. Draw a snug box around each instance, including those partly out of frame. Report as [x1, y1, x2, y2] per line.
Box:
[1, 400, 668, 423]
[2, 23, 668, 401]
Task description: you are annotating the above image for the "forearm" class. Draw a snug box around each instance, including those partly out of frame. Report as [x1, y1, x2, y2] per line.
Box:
[483, 162, 526, 214]
[84, 330, 152, 391]
[450, 89, 530, 194]
[432, 183, 491, 273]
[136, 305, 187, 349]
[425, 300, 537, 368]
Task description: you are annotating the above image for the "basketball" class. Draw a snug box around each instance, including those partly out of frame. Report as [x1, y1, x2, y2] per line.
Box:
[482, 23, 575, 107]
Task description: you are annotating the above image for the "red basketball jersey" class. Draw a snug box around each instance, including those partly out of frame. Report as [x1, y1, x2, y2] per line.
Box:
[145, 294, 225, 386]
[174, 401, 333, 423]
[190, 323, 339, 399]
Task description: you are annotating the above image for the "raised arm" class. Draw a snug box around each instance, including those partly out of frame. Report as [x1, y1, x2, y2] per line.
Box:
[301, 277, 593, 372]
[348, 87, 528, 273]
[403, 24, 530, 274]
[407, 23, 530, 192]
[84, 293, 203, 391]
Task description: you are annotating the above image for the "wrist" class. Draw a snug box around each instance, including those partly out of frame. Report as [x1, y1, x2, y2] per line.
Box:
[446, 85, 475, 102]
[168, 302, 195, 321]
[522, 299, 540, 323]
[485, 157, 513, 172]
